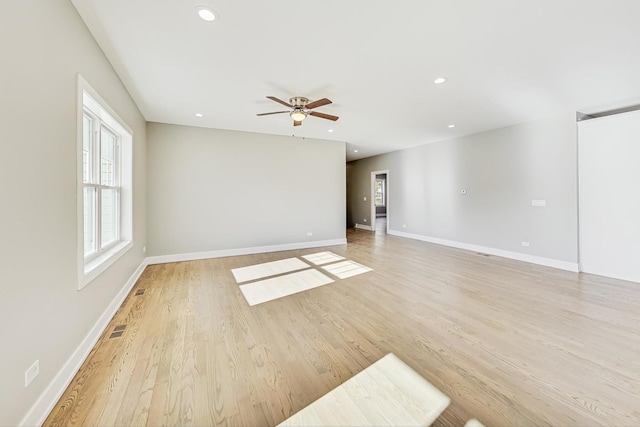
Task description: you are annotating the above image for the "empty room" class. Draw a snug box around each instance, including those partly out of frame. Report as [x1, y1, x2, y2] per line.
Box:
[3, 0, 640, 426]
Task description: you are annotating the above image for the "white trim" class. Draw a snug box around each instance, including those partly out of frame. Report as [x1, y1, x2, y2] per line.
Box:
[82, 241, 133, 285]
[19, 260, 148, 427]
[354, 223, 373, 231]
[145, 239, 348, 265]
[388, 229, 579, 272]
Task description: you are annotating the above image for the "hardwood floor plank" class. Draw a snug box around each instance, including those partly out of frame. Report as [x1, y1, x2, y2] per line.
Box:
[45, 229, 640, 426]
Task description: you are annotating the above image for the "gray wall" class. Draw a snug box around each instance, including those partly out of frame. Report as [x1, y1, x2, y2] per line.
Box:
[347, 113, 578, 263]
[147, 123, 345, 256]
[0, 1, 147, 425]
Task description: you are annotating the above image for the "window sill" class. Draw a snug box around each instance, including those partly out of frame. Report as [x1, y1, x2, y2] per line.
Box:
[79, 240, 133, 290]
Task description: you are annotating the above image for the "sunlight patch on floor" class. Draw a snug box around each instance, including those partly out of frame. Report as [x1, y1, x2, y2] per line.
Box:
[231, 257, 309, 283]
[239, 269, 334, 306]
[302, 251, 345, 265]
[322, 260, 373, 279]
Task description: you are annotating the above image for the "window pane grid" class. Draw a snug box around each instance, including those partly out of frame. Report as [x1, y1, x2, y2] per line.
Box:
[375, 179, 386, 206]
[82, 114, 93, 184]
[101, 188, 119, 248]
[82, 111, 122, 261]
[83, 187, 97, 256]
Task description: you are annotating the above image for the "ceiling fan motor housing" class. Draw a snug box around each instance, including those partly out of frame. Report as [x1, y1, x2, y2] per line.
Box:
[289, 97, 309, 108]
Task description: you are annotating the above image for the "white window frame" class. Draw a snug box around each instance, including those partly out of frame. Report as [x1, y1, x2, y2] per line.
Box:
[83, 111, 122, 260]
[77, 75, 133, 290]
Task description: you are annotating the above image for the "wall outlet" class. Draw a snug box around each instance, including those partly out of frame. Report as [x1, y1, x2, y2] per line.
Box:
[363, 196, 367, 202]
[306, 232, 313, 237]
[363, 218, 367, 222]
[25, 360, 39, 387]
[521, 241, 530, 247]
[402, 224, 407, 228]
[142, 246, 146, 253]
[531, 199, 546, 207]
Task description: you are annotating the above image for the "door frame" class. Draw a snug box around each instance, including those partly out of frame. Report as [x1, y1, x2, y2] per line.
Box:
[371, 170, 389, 233]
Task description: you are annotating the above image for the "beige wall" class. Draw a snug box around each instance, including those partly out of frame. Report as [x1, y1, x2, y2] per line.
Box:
[347, 113, 578, 263]
[0, 1, 147, 424]
[147, 123, 346, 256]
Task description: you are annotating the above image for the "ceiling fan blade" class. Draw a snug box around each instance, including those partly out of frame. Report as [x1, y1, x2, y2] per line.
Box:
[309, 111, 339, 121]
[256, 111, 290, 116]
[267, 96, 293, 108]
[293, 120, 302, 126]
[305, 98, 332, 109]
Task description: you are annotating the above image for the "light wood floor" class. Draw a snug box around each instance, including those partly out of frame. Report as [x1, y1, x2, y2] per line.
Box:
[45, 229, 640, 426]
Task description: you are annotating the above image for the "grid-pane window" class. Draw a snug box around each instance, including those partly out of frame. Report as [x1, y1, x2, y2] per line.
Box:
[101, 188, 118, 247]
[83, 187, 96, 255]
[375, 179, 386, 206]
[83, 111, 121, 259]
[79, 78, 133, 290]
[101, 129, 117, 186]
[82, 115, 92, 183]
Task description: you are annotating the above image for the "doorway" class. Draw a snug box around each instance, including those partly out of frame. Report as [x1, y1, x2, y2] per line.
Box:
[371, 170, 389, 234]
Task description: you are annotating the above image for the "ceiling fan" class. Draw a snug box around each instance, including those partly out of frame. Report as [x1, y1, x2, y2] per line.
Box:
[257, 96, 339, 126]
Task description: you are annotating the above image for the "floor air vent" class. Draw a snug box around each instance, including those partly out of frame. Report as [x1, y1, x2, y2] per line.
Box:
[134, 289, 145, 296]
[109, 325, 126, 339]
[476, 253, 490, 257]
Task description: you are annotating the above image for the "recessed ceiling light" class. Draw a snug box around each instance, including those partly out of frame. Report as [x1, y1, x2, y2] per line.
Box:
[354, 149, 359, 153]
[328, 129, 334, 133]
[197, 6, 216, 21]
[434, 77, 447, 84]
[448, 124, 456, 128]
[195, 113, 204, 117]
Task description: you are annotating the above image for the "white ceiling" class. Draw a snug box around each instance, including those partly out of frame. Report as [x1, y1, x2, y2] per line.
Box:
[71, 0, 640, 161]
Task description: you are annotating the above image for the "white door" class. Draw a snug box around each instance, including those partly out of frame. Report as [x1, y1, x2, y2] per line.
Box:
[578, 110, 640, 283]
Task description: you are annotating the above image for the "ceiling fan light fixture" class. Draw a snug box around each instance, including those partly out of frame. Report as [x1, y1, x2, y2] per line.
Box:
[290, 109, 307, 122]
[197, 6, 216, 21]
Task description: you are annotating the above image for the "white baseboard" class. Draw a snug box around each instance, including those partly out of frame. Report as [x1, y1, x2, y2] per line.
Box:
[354, 223, 373, 231]
[19, 260, 148, 427]
[145, 238, 348, 265]
[388, 229, 579, 272]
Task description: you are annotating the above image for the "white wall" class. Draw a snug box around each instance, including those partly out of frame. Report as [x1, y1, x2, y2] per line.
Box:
[147, 123, 346, 257]
[579, 110, 640, 282]
[0, 1, 147, 425]
[347, 113, 578, 266]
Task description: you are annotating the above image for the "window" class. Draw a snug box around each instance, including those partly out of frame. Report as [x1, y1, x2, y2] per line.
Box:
[83, 111, 121, 257]
[77, 75, 133, 289]
[374, 179, 386, 206]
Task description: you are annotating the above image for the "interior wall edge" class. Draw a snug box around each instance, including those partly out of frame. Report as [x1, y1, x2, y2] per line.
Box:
[388, 229, 579, 273]
[145, 238, 348, 265]
[18, 261, 149, 427]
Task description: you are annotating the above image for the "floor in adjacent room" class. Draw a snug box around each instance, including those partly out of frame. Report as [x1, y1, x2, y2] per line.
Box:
[45, 229, 640, 426]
